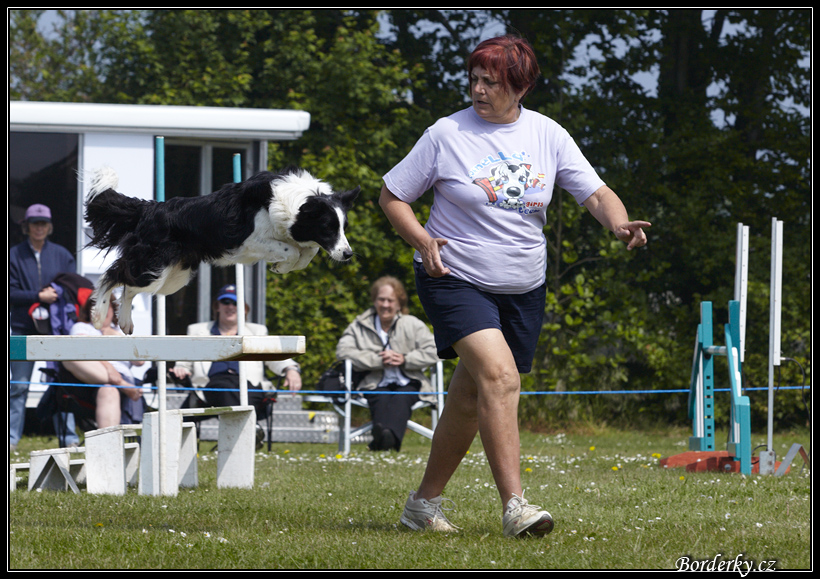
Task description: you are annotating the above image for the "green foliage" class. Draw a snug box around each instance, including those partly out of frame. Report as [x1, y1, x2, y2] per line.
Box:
[9, 9, 810, 428]
[488, 9, 811, 429]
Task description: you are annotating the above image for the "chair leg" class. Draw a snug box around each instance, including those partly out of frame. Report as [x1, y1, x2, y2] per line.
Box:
[266, 408, 273, 452]
[56, 409, 67, 448]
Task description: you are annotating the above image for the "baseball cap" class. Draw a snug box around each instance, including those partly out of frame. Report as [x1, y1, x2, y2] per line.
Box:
[217, 284, 237, 302]
[25, 204, 52, 222]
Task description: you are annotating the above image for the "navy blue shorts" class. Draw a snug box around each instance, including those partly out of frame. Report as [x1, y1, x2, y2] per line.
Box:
[413, 261, 546, 373]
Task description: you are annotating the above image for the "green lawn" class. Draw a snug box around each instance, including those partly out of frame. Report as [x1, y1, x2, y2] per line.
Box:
[9, 427, 811, 570]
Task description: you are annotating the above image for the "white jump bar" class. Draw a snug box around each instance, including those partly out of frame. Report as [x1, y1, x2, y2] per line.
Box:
[10, 335, 305, 362]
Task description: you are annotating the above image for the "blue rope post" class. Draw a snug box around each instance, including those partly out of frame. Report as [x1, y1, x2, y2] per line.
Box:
[233, 153, 241, 184]
[232, 152, 249, 406]
[155, 137, 165, 203]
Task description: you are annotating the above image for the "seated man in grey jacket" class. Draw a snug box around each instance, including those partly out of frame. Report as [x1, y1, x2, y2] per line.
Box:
[336, 276, 439, 451]
[170, 284, 301, 413]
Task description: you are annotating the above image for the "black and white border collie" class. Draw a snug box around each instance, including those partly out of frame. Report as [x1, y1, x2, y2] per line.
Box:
[84, 166, 359, 334]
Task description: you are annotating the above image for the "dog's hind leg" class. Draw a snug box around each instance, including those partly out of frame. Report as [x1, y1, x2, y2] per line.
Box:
[115, 265, 193, 334]
[117, 285, 140, 335]
[154, 264, 195, 297]
[90, 278, 117, 331]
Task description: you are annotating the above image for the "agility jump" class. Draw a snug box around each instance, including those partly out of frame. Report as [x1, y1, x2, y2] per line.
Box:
[663, 218, 808, 476]
[10, 141, 305, 496]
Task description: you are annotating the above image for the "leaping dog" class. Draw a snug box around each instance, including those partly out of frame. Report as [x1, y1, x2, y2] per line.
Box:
[84, 166, 359, 334]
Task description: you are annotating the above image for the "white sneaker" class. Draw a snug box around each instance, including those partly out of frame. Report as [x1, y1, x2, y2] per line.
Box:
[400, 491, 460, 532]
[502, 493, 554, 537]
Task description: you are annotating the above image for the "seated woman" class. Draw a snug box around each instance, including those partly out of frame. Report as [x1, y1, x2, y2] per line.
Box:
[336, 276, 439, 451]
[169, 284, 301, 415]
[62, 296, 145, 429]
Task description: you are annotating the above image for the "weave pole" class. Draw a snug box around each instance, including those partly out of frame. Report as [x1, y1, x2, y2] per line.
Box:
[233, 153, 248, 407]
[154, 136, 170, 495]
[760, 218, 784, 474]
[734, 223, 749, 363]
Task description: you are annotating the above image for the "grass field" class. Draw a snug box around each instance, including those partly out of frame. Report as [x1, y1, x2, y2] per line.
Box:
[9, 426, 811, 570]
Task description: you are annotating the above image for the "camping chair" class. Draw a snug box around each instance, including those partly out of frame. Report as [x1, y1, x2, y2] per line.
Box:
[37, 364, 98, 447]
[305, 359, 446, 455]
[38, 363, 150, 448]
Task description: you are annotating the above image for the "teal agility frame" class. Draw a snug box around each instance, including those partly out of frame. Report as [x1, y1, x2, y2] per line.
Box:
[688, 300, 752, 475]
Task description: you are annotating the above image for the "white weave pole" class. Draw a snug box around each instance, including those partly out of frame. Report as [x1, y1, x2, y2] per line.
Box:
[734, 223, 749, 363]
[233, 154, 248, 407]
[237, 266, 247, 407]
[155, 136, 169, 495]
[760, 218, 784, 475]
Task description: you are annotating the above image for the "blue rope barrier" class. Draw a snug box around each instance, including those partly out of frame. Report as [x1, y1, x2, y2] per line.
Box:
[14, 380, 810, 397]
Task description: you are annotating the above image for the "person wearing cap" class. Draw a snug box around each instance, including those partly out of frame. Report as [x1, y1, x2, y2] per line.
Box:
[9, 204, 76, 452]
[169, 284, 302, 412]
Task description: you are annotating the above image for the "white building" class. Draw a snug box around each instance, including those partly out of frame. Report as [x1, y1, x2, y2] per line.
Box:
[9, 100, 310, 396]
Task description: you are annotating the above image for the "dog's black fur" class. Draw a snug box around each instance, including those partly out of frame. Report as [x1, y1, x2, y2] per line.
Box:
[84, 166, 359, 333]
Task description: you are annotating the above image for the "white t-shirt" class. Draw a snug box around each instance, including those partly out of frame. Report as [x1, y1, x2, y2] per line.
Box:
[384, 106, 605, 293]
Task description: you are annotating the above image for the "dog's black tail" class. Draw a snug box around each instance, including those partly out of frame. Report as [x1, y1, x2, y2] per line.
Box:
[84, 168, 152, 252]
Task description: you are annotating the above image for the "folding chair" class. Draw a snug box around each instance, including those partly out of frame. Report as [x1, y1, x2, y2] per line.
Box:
[39, 363, 148, 448]
[306, 359, 446, 455]
[37, 364, 98, 447]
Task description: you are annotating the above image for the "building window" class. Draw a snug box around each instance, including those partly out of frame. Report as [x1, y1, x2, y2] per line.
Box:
[161, 142, 261, 336]
[9, 132, 79, 256]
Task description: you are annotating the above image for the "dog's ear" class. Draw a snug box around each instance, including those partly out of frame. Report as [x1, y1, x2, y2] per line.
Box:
[336, 186, 360, 210]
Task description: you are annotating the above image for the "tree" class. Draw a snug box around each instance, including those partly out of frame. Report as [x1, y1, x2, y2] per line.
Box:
[378, 9, 810, 427]
[10, 9, 809, 428]
[9, 9, 112, 102]
[501, 9, 811, 427]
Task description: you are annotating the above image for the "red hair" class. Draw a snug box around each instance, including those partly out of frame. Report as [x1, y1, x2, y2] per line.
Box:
[467, 35, 540, 100]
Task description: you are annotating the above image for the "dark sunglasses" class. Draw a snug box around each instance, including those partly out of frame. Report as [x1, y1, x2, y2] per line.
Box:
[219, 298, 237, 306]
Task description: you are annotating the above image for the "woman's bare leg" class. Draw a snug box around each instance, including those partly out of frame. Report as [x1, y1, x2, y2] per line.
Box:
[61, 361, 123, 428]
[415, 361, 479, 500]
[415, 328, 522, 508]
[95, 386, 121, 428]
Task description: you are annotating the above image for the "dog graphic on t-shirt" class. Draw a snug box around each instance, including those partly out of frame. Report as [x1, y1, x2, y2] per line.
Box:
[472, 163, 545, 210]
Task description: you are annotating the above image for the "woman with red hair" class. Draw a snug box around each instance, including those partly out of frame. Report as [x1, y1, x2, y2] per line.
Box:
[380, 35, 650, 537]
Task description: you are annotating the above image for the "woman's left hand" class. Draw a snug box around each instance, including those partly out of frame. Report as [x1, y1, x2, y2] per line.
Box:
[584, 186, 651, 250]
[380, 350, 405, 367]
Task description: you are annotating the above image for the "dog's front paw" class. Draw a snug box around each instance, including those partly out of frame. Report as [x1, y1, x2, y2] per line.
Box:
[269, 258, 300, 274]
[118, 315, 134, 335]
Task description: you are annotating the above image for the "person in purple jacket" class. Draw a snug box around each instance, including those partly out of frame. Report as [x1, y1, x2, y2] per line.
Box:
[9, 203, 76, 452]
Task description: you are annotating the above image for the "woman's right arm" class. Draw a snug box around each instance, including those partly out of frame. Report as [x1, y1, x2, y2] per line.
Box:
[378, 185, 450, 277]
